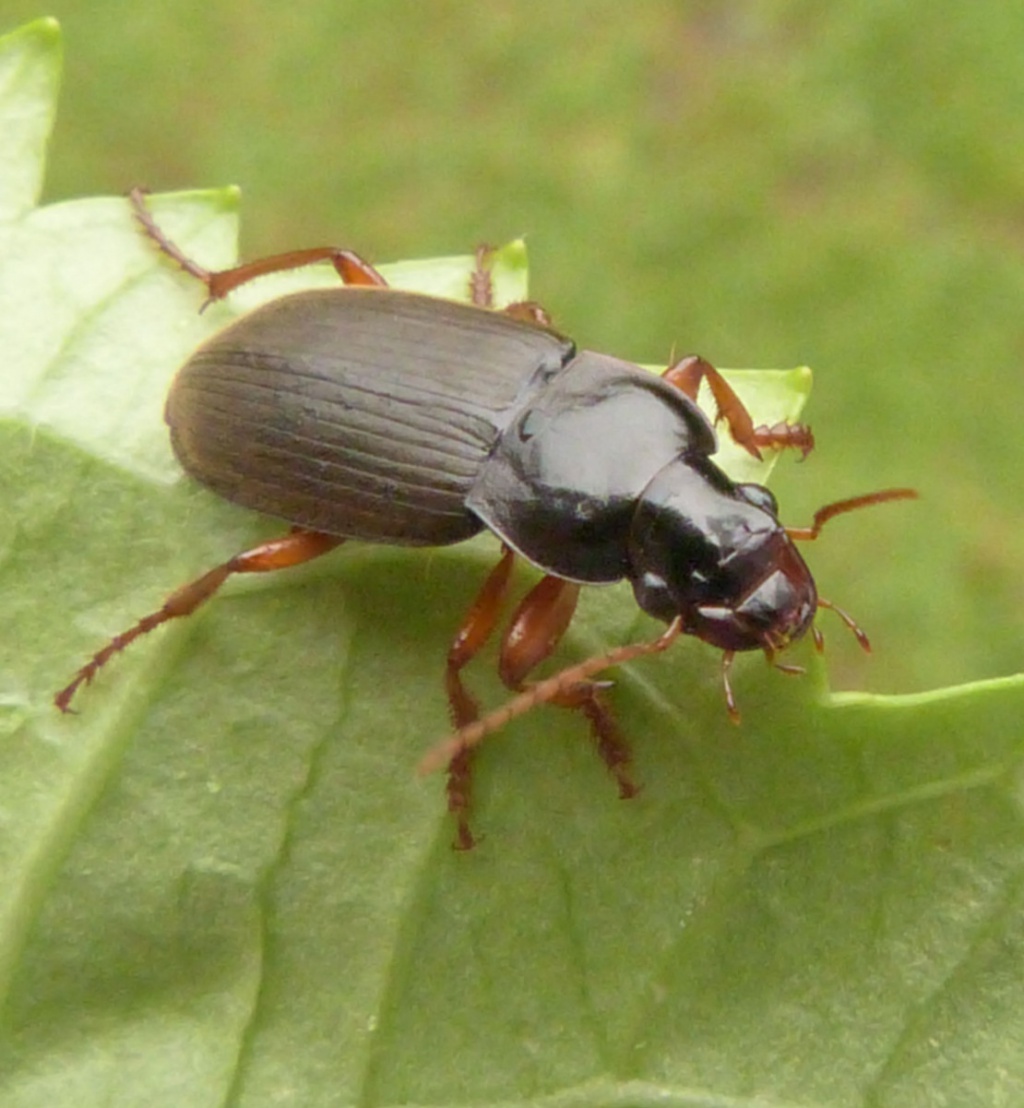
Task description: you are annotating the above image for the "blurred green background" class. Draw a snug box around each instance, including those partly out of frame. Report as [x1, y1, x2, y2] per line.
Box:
[8, 0, 1022, 694]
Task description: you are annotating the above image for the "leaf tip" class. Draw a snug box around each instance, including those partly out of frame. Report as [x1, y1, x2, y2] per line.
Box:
[2, 15, 61, 49]
[792, 364, 813, 393]
[496, 237, 528, 269]
[34, 16, 61, 40]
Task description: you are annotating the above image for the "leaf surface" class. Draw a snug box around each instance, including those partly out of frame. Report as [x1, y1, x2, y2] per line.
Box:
[3, 19, 1023, 1108]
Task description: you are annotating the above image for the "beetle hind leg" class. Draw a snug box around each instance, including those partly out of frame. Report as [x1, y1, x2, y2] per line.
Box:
[129, 187, 388, 304]
[55, 528, 344, 713]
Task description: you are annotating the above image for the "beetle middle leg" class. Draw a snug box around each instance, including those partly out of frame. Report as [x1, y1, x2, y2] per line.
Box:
[662, 354, 815, 460]
[469, 242, 553, 326]
[129, 186, 389, 303]
[498, 576, 639, 800]
[55, 529, 343, 713]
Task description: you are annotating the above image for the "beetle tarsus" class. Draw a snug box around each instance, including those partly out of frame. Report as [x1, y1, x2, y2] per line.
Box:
[446, 749, 479, 851]
[129, 187, 389, 302]
[470, 244, 496, 308]
[579, 694, 638, 798]
[752, 420, 815, 459]
[56, 531, 343, 713]
[129, 185, 215, 289]
[470, 243, 554, 326]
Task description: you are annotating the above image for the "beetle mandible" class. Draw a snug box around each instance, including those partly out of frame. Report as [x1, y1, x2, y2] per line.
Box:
[56, 189, 916, 849]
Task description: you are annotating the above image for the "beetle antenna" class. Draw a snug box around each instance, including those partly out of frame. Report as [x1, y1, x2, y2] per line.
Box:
[817, 597, 871, 652]
[787, 489, 916, 657]
[786, 487, 917, 541]
[418, 617, 683, 776]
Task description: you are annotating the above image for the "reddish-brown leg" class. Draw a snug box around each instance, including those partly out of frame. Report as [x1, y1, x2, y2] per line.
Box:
[469, 242, 554, 326]
[444, 546, 517, 849]
[469, 244, 497, 308]
[55, 530, 344, 712]
[662, 354, 814, 460]
[129, 186, 389, 301]
[502, 300, 554, 327]
[498, 576, 639, 799]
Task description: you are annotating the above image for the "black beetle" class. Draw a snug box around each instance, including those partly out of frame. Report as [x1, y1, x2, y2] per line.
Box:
[56, 189, 915, 848]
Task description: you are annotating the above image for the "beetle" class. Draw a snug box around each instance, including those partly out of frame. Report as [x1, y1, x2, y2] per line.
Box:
[56, 188, 916, 848]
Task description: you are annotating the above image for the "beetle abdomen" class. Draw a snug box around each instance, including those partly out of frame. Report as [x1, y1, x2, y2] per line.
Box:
[166, 288, 574, 544]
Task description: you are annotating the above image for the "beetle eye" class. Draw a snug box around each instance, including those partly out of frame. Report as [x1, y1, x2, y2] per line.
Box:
[735, 483, 778, 517]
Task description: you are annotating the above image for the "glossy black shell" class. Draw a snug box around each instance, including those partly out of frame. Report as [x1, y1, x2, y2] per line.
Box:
[166, 288, 572, 545]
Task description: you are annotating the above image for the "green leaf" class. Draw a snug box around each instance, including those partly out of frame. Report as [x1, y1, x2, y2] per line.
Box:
[3, 18, 1024, 1108]
[0, 17, 59, 220]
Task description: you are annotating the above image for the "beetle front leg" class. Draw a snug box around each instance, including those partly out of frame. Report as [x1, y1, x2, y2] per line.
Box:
[444, 546, 516, 849]
[129, 187, 389, 303]
[498, 576, 638, 800]
[662, 354, 814, 460]
[55, 529, 344, 712]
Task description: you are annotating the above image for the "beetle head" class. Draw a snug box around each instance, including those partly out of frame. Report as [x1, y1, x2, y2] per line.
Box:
[627, 456, 817, 654]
